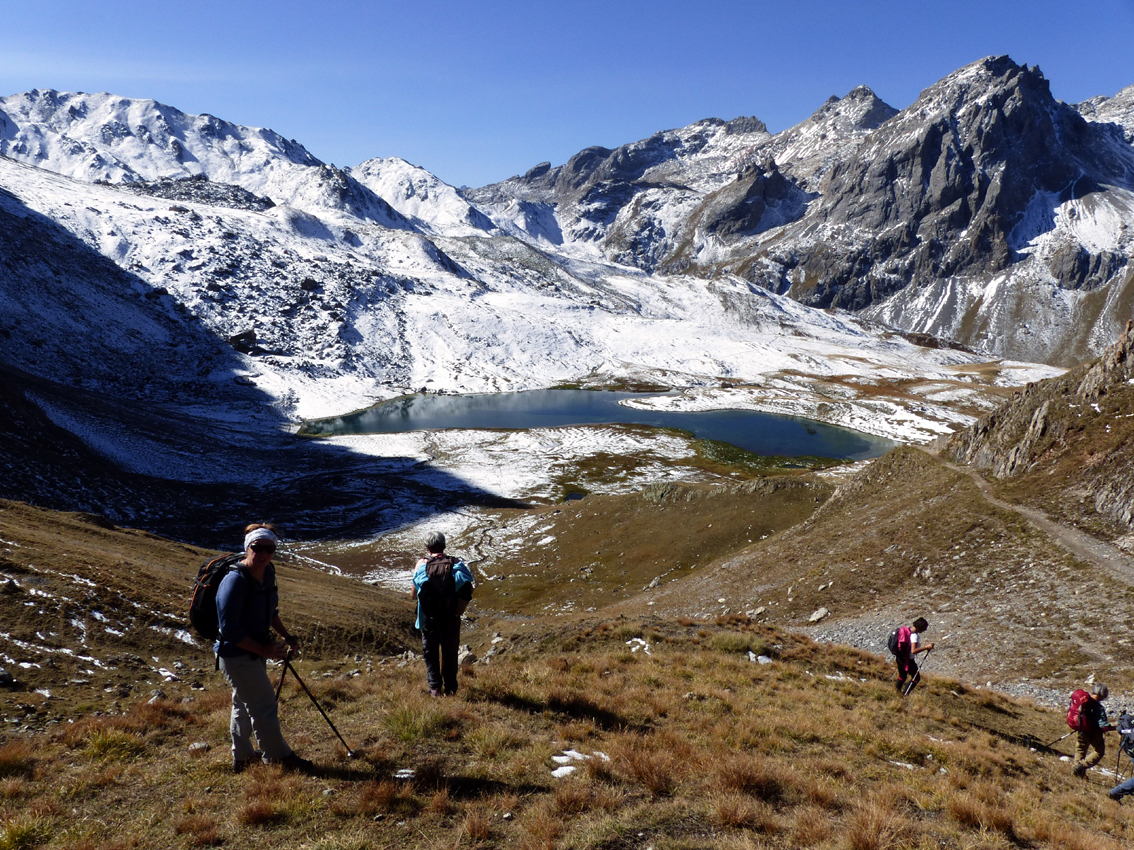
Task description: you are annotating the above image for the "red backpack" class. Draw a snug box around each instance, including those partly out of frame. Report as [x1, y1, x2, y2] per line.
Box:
[1067, 689, 1092, 731]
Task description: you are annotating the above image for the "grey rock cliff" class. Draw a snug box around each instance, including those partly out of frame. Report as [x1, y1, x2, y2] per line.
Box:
[946, 320, 1134, 532]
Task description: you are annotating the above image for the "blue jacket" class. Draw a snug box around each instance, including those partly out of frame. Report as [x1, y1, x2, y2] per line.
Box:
[214, 562, 278, 658]
[412, 556, 474, 630]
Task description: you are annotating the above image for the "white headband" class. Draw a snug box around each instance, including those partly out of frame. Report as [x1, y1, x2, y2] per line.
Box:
[244, 528, 278, 551]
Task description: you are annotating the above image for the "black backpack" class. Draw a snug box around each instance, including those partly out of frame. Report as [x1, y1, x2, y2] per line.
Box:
[1118, 712, 1134, 758]
[188, 554, 243, 640]
[417, 554, 460, 630]
[887, 628, 901, 656]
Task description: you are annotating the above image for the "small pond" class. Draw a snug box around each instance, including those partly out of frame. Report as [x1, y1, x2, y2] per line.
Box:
[300, 390, 894, 461]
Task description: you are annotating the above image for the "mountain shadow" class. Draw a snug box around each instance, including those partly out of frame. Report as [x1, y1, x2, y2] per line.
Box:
[0, 188, 526, 548]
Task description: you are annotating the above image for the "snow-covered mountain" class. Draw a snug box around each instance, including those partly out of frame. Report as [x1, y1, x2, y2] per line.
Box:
[4, 55, 1127, 533]
[2, 151, 1003, 426]
[1077, 84, 1134, 142]
[348, 157, 496, 237]
[474, 57, 1134, 366]
[0, 89, 409, 227]
[5, 58, 1132, 375]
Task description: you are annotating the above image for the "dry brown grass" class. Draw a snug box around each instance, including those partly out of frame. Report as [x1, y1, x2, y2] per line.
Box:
[790, 806, 833, 846]
[0, 618, 1131, 849]
[463, 477, 833, 616]
[843, 786, 917, 850]
[0, 497, 416, 733]
[520, 798, 565, 850]
[173, 813, 221, 847]
[714, 795, 783, 832]
[0, 743, 34, 780]
[708, 752, 795, 803]
[460, 806, 495, 842]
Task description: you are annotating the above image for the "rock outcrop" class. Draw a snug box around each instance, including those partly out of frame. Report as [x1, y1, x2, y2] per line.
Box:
[946, 320, 1134, 532]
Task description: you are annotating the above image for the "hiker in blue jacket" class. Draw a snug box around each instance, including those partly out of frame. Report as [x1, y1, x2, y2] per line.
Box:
[410, 531, 474, 696]
[215, 523, 313, 773]
[1108, 710, 1134, 801]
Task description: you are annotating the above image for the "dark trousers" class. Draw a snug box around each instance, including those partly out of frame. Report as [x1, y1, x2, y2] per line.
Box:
[896, 655, 920, 694]
[421, 618, 461, 694]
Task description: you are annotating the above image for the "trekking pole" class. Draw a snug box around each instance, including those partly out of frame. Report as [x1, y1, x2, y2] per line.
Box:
[1043, 730, 1073, 749]
[283, 657, 359, 758]
[275, 658, 289, 701]
[902, 647, 933, 697]
[1116, 722, 1124, 780]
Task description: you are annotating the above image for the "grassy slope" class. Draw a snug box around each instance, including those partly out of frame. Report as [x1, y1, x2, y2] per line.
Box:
[635, 448, 1134, 692]
[471, 476, 831, 617]
[3, 399, 1134, 846]
[1, 619, 1130, 850]
[0, 500, 415, 727]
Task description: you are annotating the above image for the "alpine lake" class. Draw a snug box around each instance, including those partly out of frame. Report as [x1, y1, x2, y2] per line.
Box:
[298, 389, 894, 465]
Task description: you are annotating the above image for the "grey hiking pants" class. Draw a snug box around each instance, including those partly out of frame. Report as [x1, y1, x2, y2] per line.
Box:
[219, 654, 294, 762]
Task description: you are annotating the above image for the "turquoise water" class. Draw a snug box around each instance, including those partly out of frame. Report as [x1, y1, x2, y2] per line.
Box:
[301, 390, 894, 460]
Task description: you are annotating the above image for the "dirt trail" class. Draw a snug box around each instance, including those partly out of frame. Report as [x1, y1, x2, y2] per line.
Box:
[919, 447, 1134, 586]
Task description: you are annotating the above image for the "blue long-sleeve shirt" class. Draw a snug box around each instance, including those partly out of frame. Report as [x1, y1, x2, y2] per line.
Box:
[214, 562, 278, 657]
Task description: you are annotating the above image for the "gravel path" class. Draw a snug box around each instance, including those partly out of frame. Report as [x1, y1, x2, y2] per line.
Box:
[799, 449, 1134, 710]
[921, 447, 1134, 586]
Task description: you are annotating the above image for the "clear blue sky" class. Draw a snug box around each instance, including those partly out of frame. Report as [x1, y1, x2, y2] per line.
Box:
[2, 1, 1132, 188]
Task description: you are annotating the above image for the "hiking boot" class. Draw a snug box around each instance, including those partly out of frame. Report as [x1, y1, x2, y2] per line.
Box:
[1073, 763, 1087, 778]
[233, 751, 263, 773]
[429, 688, 442, 697]
[276, 753, 316, 774]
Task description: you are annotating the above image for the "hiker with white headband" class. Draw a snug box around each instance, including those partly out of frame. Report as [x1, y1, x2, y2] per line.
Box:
[215, 522, 314, 774]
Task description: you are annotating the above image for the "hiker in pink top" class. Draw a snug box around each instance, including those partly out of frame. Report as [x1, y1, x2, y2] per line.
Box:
[894, 617, 934, 695]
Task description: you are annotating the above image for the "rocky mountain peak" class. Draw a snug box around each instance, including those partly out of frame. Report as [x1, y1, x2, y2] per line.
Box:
[808, 85, 896, 133]
[773, 55, 1134, 322]
[1076, 84, 1134, 143]
[347, 157, 496, 236]
[763, 85, 898, 191]
[464, 57, 1132, 365]
[723, 115, 768, 135]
